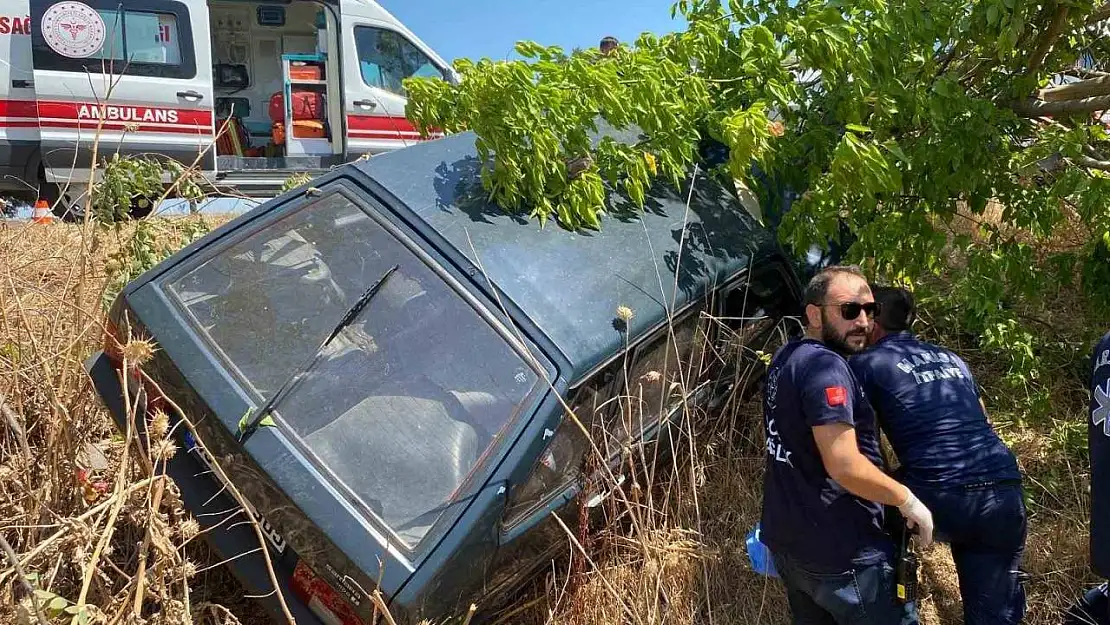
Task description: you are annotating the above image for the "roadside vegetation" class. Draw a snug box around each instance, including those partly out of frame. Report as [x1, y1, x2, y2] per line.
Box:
[4, 0, 1110, 621]
[0, 162, 1102, 625]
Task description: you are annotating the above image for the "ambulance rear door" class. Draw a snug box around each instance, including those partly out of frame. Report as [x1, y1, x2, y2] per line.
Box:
[29, 0, 216, 187]
[0, 4, 39, 196]
[339, 0, 451, 157]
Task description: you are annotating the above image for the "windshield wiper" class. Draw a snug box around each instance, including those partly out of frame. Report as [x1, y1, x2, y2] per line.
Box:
[237, 264, 400, 443]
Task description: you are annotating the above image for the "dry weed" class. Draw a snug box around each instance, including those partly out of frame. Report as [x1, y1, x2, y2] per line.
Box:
[0, 217, 263, 625]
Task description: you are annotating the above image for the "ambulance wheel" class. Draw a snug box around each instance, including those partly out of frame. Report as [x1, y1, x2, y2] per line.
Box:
[41, 183, 90, 222]
[41, 183, 154, 221]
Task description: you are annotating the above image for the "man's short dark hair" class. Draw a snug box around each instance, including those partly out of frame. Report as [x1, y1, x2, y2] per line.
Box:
[803, 265, 867, 307]
[871, 285, 916, 332]
[600, 36, 619, 49]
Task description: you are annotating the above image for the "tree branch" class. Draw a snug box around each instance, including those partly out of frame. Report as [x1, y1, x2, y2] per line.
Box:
[1039, 75, 1110, 101]
[1088, 2, 1110, 24]
[1011, 93, 1110, 117]
[1076, 154, 1110, 171]
[1028, 5, 1071, 74]
[1070, 67, 1110, 79]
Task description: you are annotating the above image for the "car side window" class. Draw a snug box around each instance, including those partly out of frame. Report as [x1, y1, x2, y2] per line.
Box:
[613, 310, 708, 442]
[718, 267, 799, 359]
[502, 311, 709, 528]
[353, 26, 444, 96]
[502, 367, 618, 527]
[31, 0, 196, 79]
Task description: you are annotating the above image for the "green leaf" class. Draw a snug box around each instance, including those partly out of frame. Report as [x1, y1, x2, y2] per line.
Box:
[986, 4, 999, 26]
[49, 597, 69, 611]
[883, 141, 909, 163]
[237, 407, 254, 434]
[846, 124, 872, 134]
[34, 589, 55, 600]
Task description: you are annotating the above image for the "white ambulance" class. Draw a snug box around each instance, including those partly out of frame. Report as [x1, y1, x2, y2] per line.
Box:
[0, 0, 454, 215]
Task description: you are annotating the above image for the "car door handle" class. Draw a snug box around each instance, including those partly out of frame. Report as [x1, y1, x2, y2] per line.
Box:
[12, 79, 33, 89]
[353, 99, 378, 109]
[177, 90, 204, 101]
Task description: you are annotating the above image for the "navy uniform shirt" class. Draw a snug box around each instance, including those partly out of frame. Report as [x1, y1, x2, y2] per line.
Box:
[1089, 330, 1110, 578]
[760, 338, 890, 572]
[849, 332, 1020, 489]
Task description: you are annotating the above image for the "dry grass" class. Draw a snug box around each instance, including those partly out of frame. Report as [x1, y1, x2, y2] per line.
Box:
[0, 218, 1100, 625]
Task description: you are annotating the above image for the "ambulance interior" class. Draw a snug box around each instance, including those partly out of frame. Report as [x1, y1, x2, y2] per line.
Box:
[208, 1, 344, 166]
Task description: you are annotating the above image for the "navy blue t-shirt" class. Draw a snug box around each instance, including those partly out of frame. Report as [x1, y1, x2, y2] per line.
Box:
[849, 332, 1020, 489]
[1089, 330, 1110, 578]
[760, 338, 890, 572]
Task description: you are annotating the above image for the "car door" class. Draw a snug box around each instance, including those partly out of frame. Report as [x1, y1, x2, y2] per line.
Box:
[481, 364, 623, 604]
[339, 0, 450, 157]
[0, 3, 38, 194]
[29, 0, 215, 187]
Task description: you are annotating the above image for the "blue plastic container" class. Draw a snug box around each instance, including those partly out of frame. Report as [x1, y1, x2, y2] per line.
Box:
[745, 522, 778, 578]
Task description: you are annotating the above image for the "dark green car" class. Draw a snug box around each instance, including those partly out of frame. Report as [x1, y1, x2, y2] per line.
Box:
[85, 128, 802, 625]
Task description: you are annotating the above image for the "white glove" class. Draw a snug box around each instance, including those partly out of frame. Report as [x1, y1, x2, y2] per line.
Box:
[897, 489, 934, 548]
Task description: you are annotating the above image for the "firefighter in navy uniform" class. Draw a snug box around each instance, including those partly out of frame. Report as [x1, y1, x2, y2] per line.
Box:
[760, 266, 932, 625]
[850, 286, 1027, 625]
[1066, 330, 1110, 625]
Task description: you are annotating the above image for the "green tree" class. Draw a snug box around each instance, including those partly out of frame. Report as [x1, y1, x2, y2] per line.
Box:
[404, 0, 1110, 407]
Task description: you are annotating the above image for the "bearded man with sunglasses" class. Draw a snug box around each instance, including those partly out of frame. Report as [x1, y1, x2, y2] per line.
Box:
[850, 286, 1026, 625]
[760, 265, 931, 625]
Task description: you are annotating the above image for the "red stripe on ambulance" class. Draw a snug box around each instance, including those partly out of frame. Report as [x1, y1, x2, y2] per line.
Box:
[37, 101, 213, 128]
[0, 99, 214, 135]
[346, 114, 441, 140]
[0, 99, 38, 119]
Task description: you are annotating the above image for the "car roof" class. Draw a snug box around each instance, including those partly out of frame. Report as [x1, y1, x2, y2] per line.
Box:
[354, 128, 782, 382]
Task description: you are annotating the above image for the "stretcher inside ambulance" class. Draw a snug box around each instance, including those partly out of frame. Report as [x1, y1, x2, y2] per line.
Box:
[0, 0, 454, 215]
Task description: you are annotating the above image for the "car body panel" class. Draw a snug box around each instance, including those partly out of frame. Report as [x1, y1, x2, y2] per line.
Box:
[354, 130, 780, 381]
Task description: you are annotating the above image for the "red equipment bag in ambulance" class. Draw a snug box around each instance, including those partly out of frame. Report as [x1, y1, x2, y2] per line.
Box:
[268, 91, 324, 123]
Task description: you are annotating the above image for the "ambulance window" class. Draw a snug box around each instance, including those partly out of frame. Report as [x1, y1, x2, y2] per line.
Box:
[124, 12, 182, 65]
[93, 10, 182, 65]
[31, 0, 195, 79]
[354, 27, 445, 96]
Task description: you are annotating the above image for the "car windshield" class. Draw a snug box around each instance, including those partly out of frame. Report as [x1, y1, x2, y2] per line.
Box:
[167, 193, 540, 547]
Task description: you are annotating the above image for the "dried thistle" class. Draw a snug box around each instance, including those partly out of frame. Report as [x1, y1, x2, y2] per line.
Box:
[178, 518, 200, 541]
[182, 560, 199, 579]
[149, 409, 170, 438]
[153, 439, 178, 461]
[122, 338, 157, 366]
[616, 305, 634, 322]
[640, 370, 662, 383]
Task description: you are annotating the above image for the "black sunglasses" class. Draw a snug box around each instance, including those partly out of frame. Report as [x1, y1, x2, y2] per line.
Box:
[814, 301, 881, 320]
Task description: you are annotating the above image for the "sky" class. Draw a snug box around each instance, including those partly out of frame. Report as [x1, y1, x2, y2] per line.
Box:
[377, 0, 686, 63]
